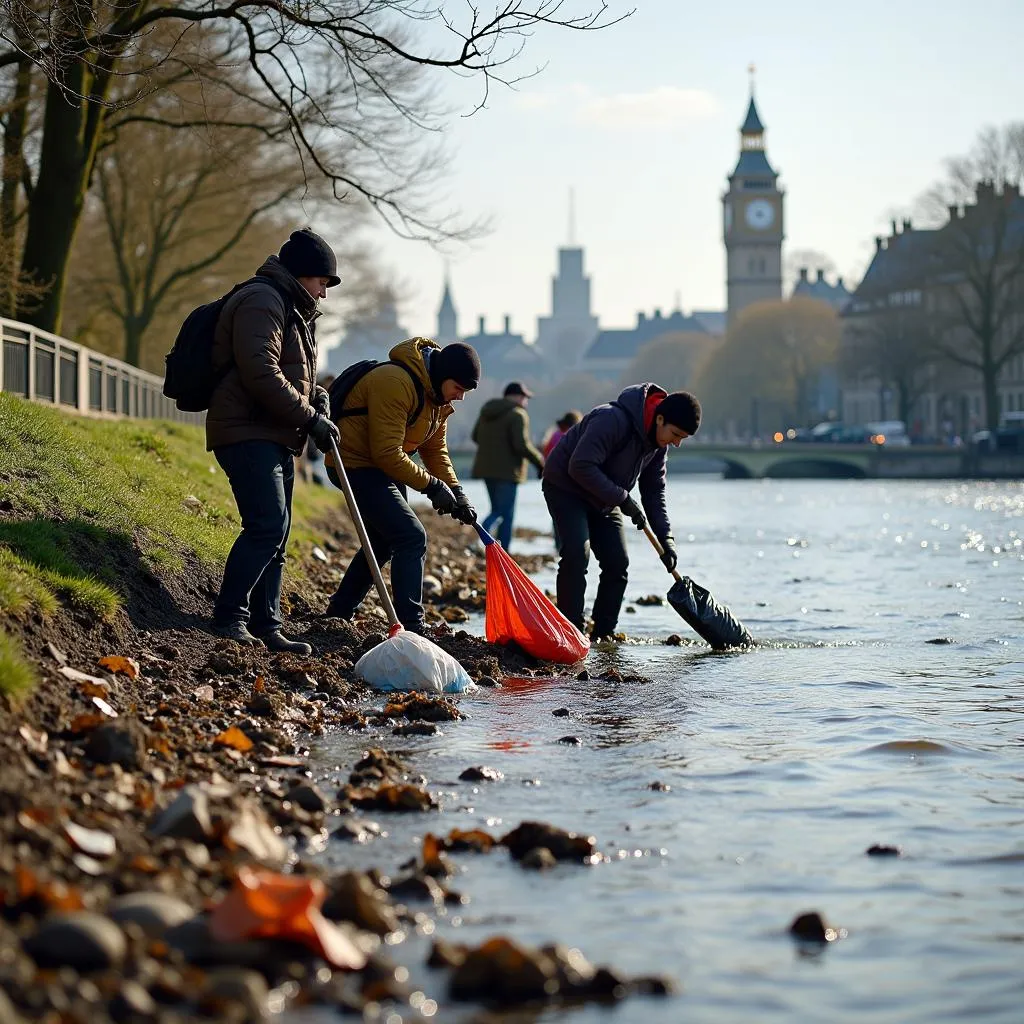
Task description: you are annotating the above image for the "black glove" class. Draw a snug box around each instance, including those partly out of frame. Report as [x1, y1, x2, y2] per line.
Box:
[312, 385, 331, 418]
[620, 495, 647, 531]
[659, 535, 677, 573]
[450, 485, 478, 526]
[308, 413, 340, 455]
[424, 476, 458, 516]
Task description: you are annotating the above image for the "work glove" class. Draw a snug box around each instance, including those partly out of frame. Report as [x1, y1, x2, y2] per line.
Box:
[424, 476, 458, 516]
[619, 495, 647, 532]
[312, 385, 331, 418]
[450, 485, 478, 526]
[308, 413, 340, 455]
[658, 535, 678, 573]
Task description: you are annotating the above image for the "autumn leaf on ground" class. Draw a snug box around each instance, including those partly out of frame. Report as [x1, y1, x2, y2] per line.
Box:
[98, 656, 141, 680]
[214, 726, 254, 753]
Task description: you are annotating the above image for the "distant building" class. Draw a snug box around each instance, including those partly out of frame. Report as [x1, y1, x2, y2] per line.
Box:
[792, 267, 852, 312]
[324, 292, 407, 376]
[437, 274, 458, 343]
[460, 314, 545, 389]
[723, 89, 785, 326]
[582, 307, 709, 382]
[535, 246, 599, 369]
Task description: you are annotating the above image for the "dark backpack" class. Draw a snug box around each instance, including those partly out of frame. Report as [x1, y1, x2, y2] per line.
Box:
[163, 277, 294, 412]
[328, 359, 426, 427]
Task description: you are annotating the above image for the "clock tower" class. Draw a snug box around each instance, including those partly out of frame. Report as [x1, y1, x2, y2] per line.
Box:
[723, 85, 784, 326]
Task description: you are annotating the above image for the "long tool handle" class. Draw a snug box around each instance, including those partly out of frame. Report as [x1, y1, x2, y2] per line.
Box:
[642, 522, 683, 583]
[329, 439, 401, 630]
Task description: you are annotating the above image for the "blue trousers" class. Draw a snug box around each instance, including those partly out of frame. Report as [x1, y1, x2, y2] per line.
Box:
[213, 440, 294, 633]
[481, 478, 519, 550]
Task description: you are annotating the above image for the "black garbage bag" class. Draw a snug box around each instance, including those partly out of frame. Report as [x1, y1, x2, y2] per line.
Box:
[667, 576, 754, 650]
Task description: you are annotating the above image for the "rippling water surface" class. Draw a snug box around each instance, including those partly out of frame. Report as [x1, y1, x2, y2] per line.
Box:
[313, 478, 1024, 1022]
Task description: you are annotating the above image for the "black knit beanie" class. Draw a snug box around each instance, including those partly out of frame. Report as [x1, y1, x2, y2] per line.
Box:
[278, 228, 341, 286]
[655, 391, 702, 434]
[430, 342, 481, 393]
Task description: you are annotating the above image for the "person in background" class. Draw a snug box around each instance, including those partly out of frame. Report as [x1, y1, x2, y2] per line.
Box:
[543, 409, 582, 460]
[206, 228, 342, 654]
[541, 384, 701, 641]
[470, 381, 545, 551]
[323, 339, 480, 634]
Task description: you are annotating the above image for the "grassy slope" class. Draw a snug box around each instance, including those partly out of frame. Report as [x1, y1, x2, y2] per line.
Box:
[0, 393, 341, 696]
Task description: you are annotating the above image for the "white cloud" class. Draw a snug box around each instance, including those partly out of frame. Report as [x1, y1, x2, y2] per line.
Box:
[512, 83, 718, 128]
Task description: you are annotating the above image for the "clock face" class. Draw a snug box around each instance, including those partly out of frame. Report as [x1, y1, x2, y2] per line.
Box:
[745, 198, 775, 230]
[724, 202, 733, 232]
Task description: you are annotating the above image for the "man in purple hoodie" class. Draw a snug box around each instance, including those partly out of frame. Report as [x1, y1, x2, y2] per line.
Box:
[541, 384, 701, 640]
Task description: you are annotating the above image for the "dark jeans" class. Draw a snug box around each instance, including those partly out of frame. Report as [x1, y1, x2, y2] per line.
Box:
[481, 478, 518, 550]
[327, 466, 427, 631]
[543, 480, 628, 639]
[214, 440, 294, 633]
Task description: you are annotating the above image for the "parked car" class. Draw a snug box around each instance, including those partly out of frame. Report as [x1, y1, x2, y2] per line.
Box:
[866, 420, 911, 446]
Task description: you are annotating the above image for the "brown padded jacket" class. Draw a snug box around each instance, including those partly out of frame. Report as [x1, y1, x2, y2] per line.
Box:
[205, 256, 319, 453]
[326, 337, 460, 492]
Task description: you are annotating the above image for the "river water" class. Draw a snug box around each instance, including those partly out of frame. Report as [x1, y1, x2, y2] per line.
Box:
[312, 477, 1024, 1023]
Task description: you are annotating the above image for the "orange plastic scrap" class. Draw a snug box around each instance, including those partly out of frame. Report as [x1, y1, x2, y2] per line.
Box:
[209, 866, 366, 970]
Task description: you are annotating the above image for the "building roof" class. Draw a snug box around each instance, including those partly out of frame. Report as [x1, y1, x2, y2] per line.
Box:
[741, 96, 764, 134]
[792, 270, 853, 311]
[585, 310, 709, 361]
[438, 280, 455, 317]
[732, 149, 776, 180]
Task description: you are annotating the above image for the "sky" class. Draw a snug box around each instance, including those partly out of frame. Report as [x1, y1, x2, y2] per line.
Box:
[330, 0, 1024, 344]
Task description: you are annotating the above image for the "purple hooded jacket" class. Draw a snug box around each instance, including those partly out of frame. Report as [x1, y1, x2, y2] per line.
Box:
[542, 383, 672, 540]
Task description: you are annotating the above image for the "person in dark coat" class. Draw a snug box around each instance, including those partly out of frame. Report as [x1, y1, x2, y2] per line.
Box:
[206, 228, 342, 653]
[541, 384, 701, 640]
[470, 381, 544, 551]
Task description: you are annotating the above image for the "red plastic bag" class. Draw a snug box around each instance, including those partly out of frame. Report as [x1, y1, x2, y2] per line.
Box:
[476, 526, 589, 664]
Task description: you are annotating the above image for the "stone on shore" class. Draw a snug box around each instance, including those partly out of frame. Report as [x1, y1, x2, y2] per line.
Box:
[107, 892, 195, 937]
[23, 913, 127, 970]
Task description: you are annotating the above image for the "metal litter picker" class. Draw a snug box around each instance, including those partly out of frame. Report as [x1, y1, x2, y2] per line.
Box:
[328, 440, 473, 693]
[642, 524, 754, 650]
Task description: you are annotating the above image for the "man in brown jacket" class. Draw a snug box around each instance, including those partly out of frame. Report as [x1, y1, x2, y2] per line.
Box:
[470, 381, 544, 551]
[323, 338, 480, 633]
[206, 228, 341, 652]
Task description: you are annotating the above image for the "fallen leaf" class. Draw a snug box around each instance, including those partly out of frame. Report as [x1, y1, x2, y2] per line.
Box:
[78, 681, 111, 699]
[18, 724, 48, 754]
[214, 726, 254, 753]
[150, 736, 172, 757]
[253, 676, 266, 693]
[68, 713, 107, 734]
[98, 656, 140, 680]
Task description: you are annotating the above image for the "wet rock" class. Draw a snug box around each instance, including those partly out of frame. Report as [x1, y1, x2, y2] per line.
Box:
[24, 913, 126, 970]
[202, 968, 270, 1020]
[393, 721, 441, 736]
[285, 781, 329, 814]
[346, 782, 437, 812]
[477, 675, 499, 688]
[381, 693, 463, 723]
[576, 669, 590, 681]
[459, 765, 503, 782]
[552, 707, 571, 717]
[388, 873, 446, 906]
[542, 943, 597, 989]
[925, 637, 956, 645]
[322, 871, 401, 935]
[83, 720, 148, 768]
[223, 801, 289, 867]
[635, 594, 665, 607]
[149, 786, 213, 842]
[666, 634, 683, 646]
[501, 821, 598, 863]
[789, 911, 842, 943]
[109, 980, 157, 1022]
[449, 936, 556, 1003]
[331, 818, 383, 843]
[557, 735, 582, 746]
[108, 892, 195, 937]
[428, 937, 469, 969]
[648, 781, 671, 792]
[521, 847, 557, 871]
[866, 843, 902, 857]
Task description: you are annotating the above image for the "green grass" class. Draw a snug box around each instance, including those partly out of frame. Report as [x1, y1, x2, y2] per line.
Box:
[0, 393, 343, 695]
[0, 627, 34, 700]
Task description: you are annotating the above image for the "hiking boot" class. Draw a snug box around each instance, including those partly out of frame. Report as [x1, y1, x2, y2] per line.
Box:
[256, 630, 313, 656]
[211, 621, 260, 646]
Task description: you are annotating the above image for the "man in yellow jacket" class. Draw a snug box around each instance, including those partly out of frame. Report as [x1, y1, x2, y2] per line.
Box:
[324, 337, 480, 633]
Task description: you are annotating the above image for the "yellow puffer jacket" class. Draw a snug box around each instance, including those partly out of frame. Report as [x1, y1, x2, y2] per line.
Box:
[328, 337, 460, 492]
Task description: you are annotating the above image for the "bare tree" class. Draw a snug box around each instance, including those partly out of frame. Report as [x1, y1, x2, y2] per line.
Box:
[784, 247, 835, 294]
[0, 1, 626, 333]
[619, 331, 717, 393]
[919, 123, 1024, 431]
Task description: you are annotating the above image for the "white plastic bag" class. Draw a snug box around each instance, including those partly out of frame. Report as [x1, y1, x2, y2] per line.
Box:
[354, 631, 475, 694]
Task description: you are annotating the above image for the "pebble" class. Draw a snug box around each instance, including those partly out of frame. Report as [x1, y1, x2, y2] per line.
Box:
[866, 843, 902, 857]
[285, 781, 329, 813]
[23, 912, 127, 970]
[149, 785, 213, 842]
[557, 735, 583, 746]
[789, 911, 837, 943]
[552, 708, 571, 717]
[459, 765, 504, 782]
[0, 988, 24, 1024]
[108, 980, 156, 1021]
[521, 847, 558, 871]
[393, 721, 441, 736]
[83, 720, 147, 768]
[107, 892, 195, 937]
[203, 967, 270, 1020]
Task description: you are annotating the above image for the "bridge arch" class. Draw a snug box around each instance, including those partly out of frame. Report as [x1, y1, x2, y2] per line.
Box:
[762, 457, 867, 480]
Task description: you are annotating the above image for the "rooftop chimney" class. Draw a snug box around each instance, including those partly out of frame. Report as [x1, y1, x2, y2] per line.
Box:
[890, 218, 899, 236]
[478, 315, 485, 334]
[799, 267, 808, 281]
[947, 204, 960, 222]
[902, 218, 912, 232]
[503, 314, 511, 334]
[816, 268, 825, 283]
[637, 312, 646, 325]
[654, 308, 663, 320]
[875, 235, 884, 251]
[836, 276, 844, 288]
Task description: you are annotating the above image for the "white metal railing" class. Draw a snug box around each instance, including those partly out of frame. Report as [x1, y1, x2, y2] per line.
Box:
[0, 317, 201, 425]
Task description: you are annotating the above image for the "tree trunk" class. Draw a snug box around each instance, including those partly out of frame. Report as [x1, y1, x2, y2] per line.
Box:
[983, 359, 1000, 431]
[1, 57, 32, 318]
[123, 313, 145, 369]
